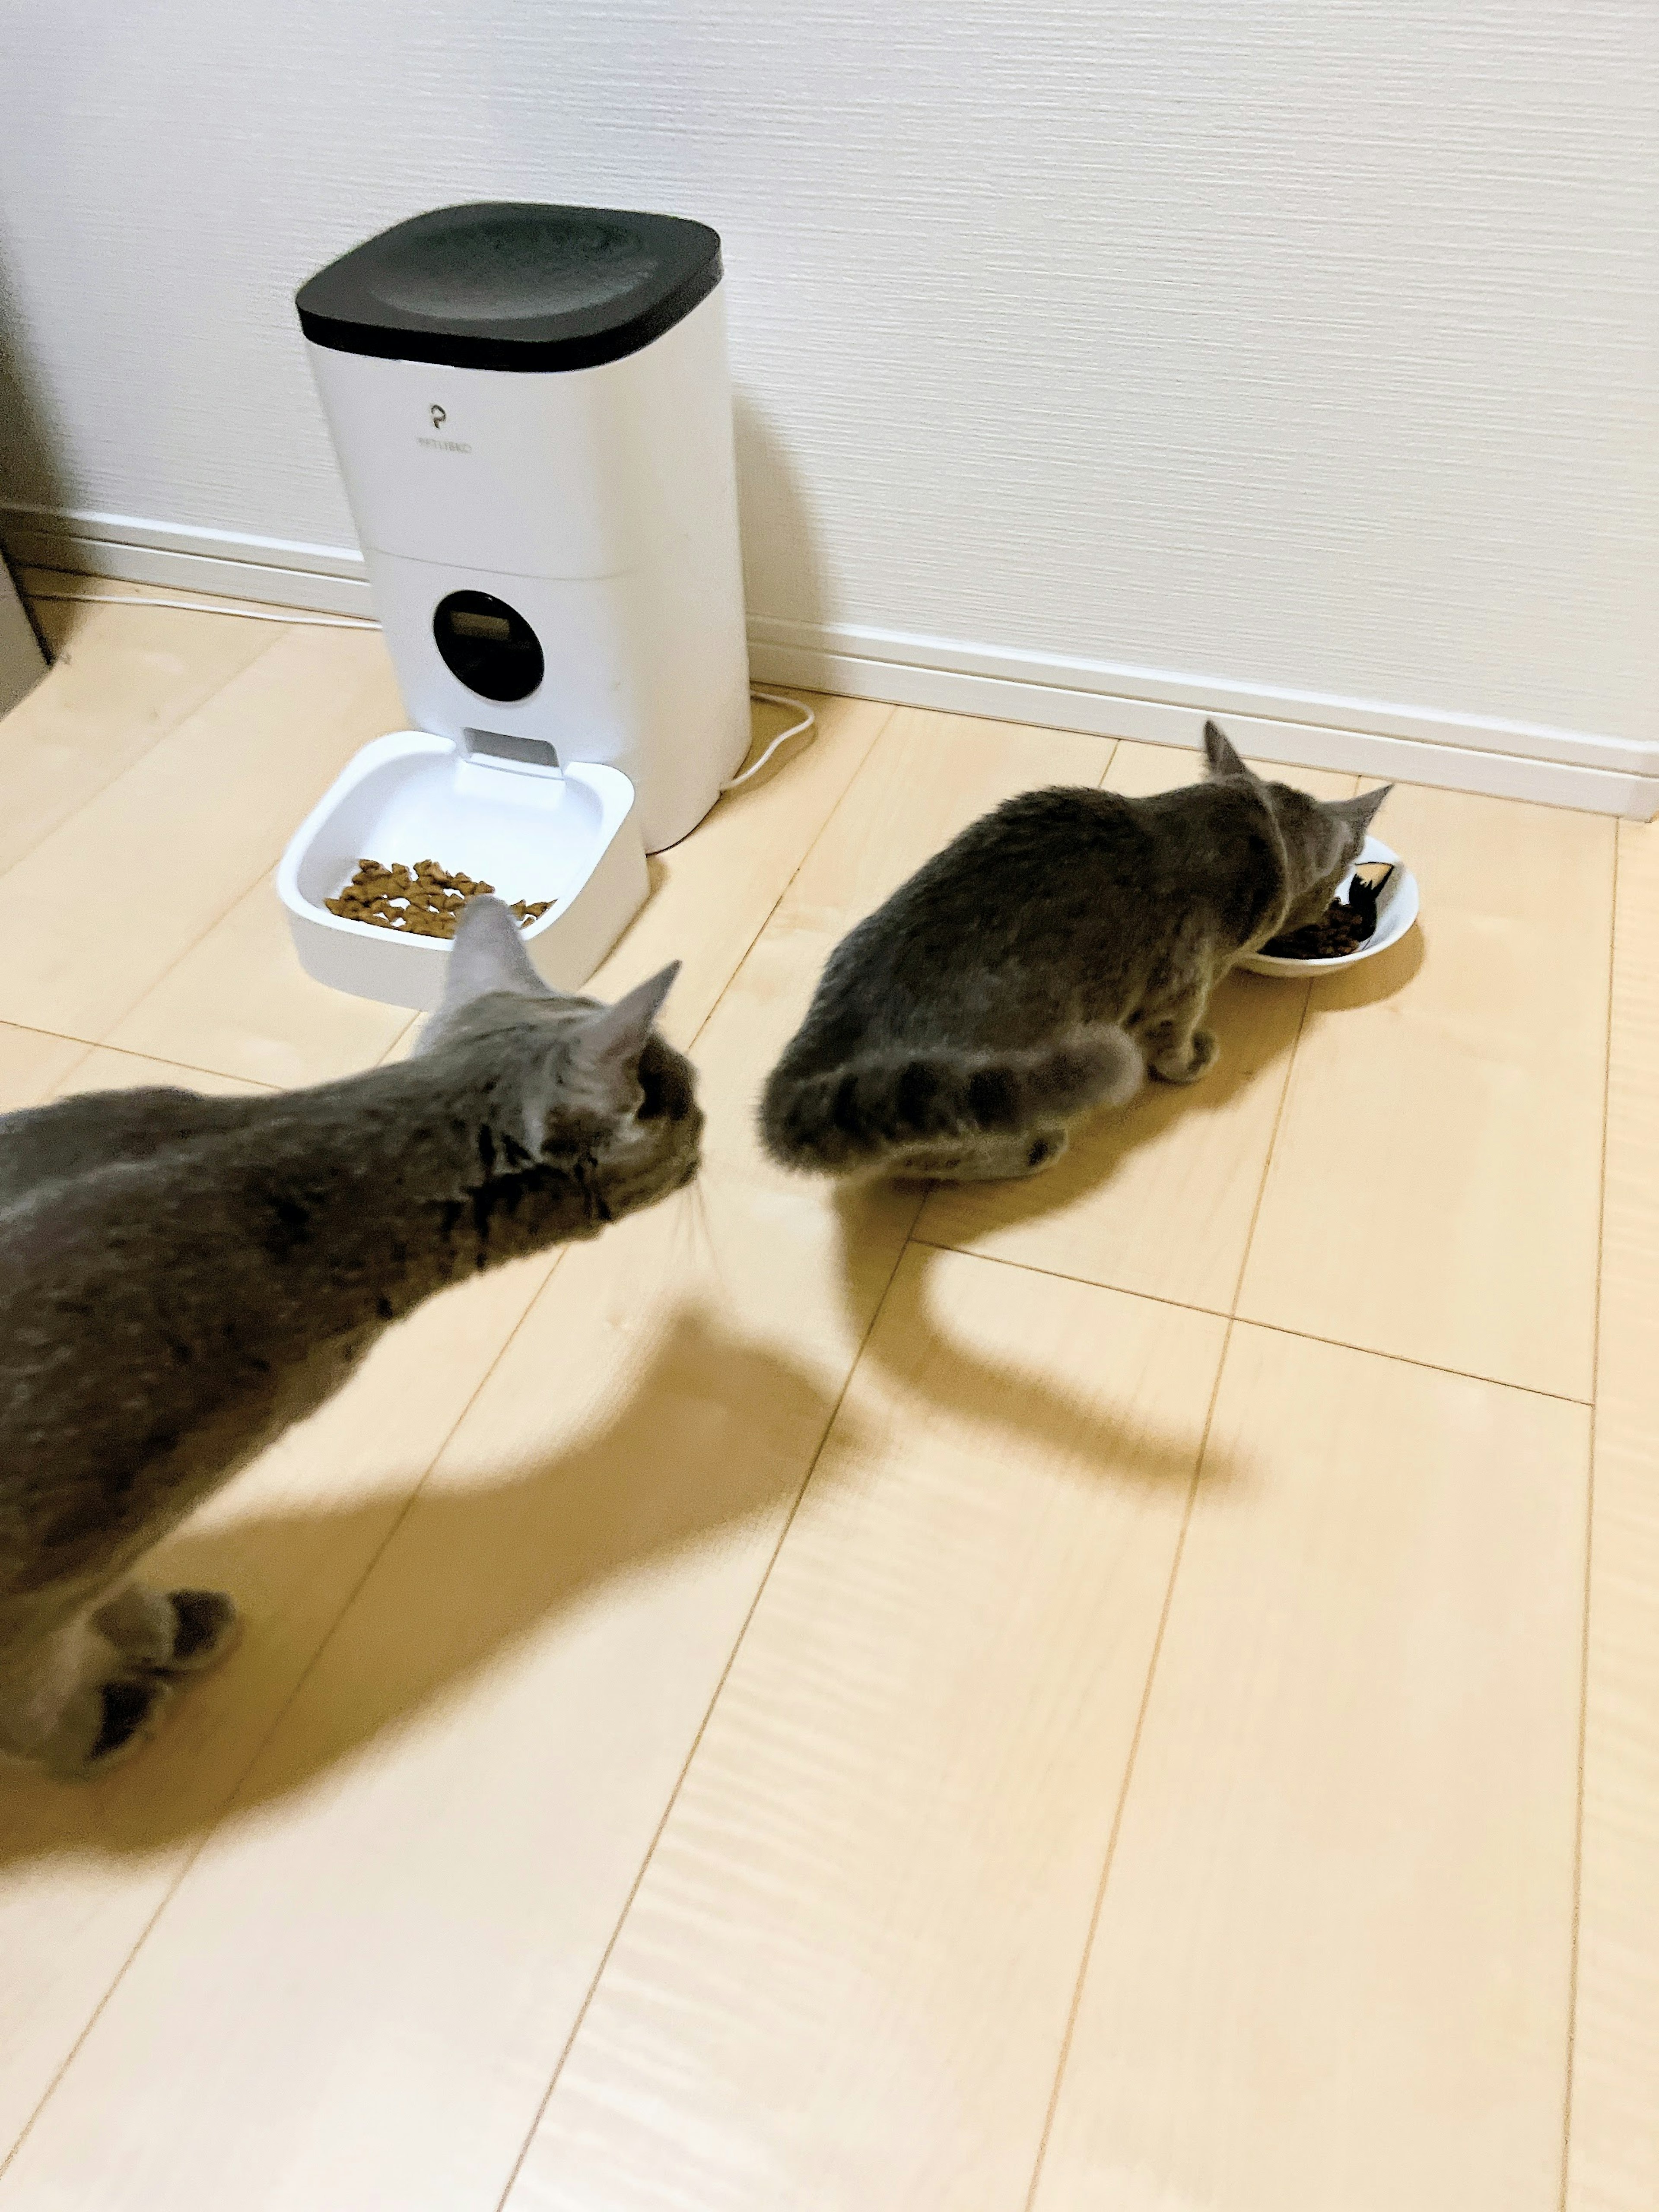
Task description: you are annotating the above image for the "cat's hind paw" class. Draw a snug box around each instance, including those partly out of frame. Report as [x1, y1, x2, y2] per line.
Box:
[1151, 1029, 1219, 1086]
[160, 1589, 242, 1673]
[44, 1672, 177, 1779]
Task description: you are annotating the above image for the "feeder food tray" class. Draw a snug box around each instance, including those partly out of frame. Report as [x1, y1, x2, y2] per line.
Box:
[279, 731, 647, 1011]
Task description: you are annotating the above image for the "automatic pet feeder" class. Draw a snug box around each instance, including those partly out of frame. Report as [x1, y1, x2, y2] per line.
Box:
[278, 202, 753, 1011]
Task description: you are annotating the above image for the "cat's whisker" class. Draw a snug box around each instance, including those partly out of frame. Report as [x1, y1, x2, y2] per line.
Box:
[668, 1182, 699, 1274]
[664, 1175, 712, 1288]
[684, 1173, 736, 1307]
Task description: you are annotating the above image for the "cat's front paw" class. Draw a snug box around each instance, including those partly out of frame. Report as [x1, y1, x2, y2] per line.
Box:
[1152, 1029, 1219, 1086]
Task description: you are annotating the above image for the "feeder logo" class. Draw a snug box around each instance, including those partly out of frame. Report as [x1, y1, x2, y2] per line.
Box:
[418, 404, 472, 454]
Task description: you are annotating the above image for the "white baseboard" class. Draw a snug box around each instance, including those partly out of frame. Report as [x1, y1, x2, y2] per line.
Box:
[2, 503, 373, 618]
[8, 502, 1654, 818]
[750, 631, 1659, 820]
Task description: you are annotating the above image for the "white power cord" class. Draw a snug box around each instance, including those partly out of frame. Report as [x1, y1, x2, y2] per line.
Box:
[721, 689, 817, 790]
[28, 587, 818, 784]
[25, 588, 378, 629]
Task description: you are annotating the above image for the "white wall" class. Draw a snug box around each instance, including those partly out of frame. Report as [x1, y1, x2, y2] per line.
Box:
[2, 0, 1654, 762]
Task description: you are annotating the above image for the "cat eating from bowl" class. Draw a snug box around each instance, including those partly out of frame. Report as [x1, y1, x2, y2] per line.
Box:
[763, 720, 1389, 1184]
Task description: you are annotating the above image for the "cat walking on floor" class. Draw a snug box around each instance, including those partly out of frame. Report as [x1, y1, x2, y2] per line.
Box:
[0, 899, 701, 1780]
[762, 720, 1389, 1183]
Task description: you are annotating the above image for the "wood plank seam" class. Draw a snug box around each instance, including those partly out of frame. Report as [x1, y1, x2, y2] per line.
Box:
[77, 1042, 280, 1093]
[908, 1241, 1595, 1410]
[1226, 976, 1316, 1314]
[1234, 786, 1611, 1401]
[486, 1198, 926, 2212]
[1238, 1317, 1594, 1409]
[1018, 1310, 1240, 2212]
[904, 1236, 1230, 1322]
[1561, 827, 1620, 2211]
[0, 1019, 100, 1055]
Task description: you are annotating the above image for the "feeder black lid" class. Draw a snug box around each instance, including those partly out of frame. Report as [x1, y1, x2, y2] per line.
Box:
[295, 202, 722, 373]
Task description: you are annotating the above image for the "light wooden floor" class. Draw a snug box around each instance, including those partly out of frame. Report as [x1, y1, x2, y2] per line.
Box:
[0, 575, 1653, 2211]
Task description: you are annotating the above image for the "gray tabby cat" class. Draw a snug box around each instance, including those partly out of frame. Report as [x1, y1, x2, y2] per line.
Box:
[0, 899, 700, 1779]
[762, 720, 1389, 1181]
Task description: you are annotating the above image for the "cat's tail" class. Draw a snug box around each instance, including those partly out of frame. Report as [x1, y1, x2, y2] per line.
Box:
[760, 1026, 1142, 1176]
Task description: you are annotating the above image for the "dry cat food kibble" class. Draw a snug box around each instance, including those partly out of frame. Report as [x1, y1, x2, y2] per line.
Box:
[1261, 864, 1395, 962]
[324, 859, 555, 939]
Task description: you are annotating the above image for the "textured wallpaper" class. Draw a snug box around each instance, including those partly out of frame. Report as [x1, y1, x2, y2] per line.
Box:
[1, 0, 1654, 739]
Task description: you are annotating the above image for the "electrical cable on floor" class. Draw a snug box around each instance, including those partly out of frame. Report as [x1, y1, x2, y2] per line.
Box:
[720, 690, 817, 789]
[28, 588, 819, 782]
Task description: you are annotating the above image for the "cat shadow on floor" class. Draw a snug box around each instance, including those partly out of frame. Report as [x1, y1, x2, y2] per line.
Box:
[829, 1192, 1242, 1499]
[0, 1306, 840, 1859]
[826, 932, 1426, 1473]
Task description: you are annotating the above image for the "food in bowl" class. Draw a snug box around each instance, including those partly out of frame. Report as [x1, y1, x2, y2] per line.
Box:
[324, 857, 555, 939]
[1260, 863, 1396, 962]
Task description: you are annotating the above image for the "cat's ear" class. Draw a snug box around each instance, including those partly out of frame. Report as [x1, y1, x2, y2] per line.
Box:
[1322, 785, 1392, 840]
[574, 963, 681, 1099]
[439, 895, 553, 1014]
[1202, 719, 1256, 782]
[520, 965, 681, 1151]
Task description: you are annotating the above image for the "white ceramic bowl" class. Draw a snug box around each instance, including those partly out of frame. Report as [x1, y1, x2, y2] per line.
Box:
[1237, 836, 1419, 978]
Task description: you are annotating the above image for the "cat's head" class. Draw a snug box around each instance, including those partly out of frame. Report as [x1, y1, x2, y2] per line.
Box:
[416, 898, 702, 1217]
[1203, 720, 1392, 936]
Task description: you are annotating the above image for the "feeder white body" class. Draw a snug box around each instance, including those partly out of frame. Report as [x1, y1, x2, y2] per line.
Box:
[305, 287, 749, 857]
[280, 203, 749, 1009]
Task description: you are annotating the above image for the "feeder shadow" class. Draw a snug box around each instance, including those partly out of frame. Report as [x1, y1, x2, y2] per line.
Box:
[733, 389, 828, 636]
[0, 244, 70, 661]
[721, 392, 831, 797]
[0, 1307, 842, 1857]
